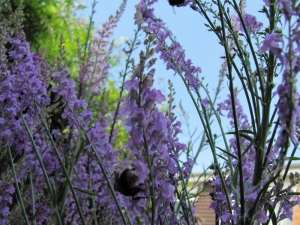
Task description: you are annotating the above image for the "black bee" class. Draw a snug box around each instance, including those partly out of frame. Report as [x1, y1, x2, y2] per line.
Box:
[114, 168, 147, 199]
[168, 0, 185, 6]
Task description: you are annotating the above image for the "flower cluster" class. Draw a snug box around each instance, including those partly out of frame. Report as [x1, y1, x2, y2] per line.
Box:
[0, 10, 56, 224]
[0, 2, 196, 225]
[212, 89, 300, 224]
[78, 0, 127, 98]
[238, 13, 263, 34]
[0, 7, 121, 224]
[136, 0, 201, 90]
[64, 120, 119, 224]
[120, 45, 193, 223]
[213, 91, 260, 223]
[260, 1, 300, 149]
[50, 30, 125, 225]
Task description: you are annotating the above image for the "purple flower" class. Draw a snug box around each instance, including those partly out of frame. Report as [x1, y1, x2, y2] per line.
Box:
[217, 89, 249, 129]
[136, 0, 201, 90]
[279, 0, 294, 19]
[263, 0, 270, 6]
[78, 1, 126, 98]
[65, 120, 120, 224]
[200, 98, 210, 108]
[0, 183, 15, 223]
[259, 32, 285, 64]
[220, 212, 235, 224]
[238, 13, 263, 33]
[254, 210, 268, 223]
[120, 47, 193, 223]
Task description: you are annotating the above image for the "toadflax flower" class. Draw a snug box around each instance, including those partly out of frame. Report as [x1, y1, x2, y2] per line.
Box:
[238, 13, 263, 33]
[120, 48, 194, 223]
[136, 0, 201, 90]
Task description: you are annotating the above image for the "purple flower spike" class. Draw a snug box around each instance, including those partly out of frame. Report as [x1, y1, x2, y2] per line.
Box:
[238, 13, 263, 33]
[121, 45, 193, 223]
[136, 0, 201, 90]
[260, 32, 285, 64]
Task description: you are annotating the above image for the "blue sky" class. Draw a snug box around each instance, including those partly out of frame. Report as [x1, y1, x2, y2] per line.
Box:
[77, 1, 297, 173]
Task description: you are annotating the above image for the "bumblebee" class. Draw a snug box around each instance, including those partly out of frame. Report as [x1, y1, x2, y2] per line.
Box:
[114, 168, 147, 199]
[168, 0, 185, 6]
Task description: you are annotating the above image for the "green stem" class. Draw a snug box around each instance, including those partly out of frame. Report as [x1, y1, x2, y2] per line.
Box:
[8, 145, 30, 225]
[67, 105, 132, 225]
[33, 103, 85, 225]
[252, 0, 276, 187]
[176, 161, 196, 225]
[222, 11, 259, 134]
[232, 0, 265, 101]
[109, 27, 141, 143]
[142, 132, 156, 225]
[20, 112, 63, 225]
[30, 172, 37, 225]
[216, 1, 245, 222]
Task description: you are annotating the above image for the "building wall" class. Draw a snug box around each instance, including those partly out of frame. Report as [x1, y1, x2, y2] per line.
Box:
[195, 182, 215, 225]
[292, 184, 300, 225]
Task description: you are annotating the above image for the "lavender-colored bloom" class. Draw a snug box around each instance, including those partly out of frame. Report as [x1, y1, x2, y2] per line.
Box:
[78, 1, 126, 99]
[254, 210, 268, 223]
[277, 193, 300, 221]
[0, 11, 114, 224]
[0, 183, 14, 223]
[136, 0, 201, 90]
[54, 69, 120, 223]
[51, 64, 93, 132]
[263, 0, 270, 6]
[0, 20, 64, 224]
[121, 50, 193, 223]
[212, 91, 277, 223]
[213, 84, 300, 223]
[268, 9, 300, 148]
[0, 36, 50, 147]
[279, 0, 294, 20]
[217, 90, 249, 130]
[200, 98, 210, 108]
[238, 13, 263, 33]
[259, 32, 285, 64]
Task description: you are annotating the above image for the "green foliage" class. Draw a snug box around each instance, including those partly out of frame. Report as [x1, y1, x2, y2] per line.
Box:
[1, 0, 130, 147]
[0, 0, 88, 74]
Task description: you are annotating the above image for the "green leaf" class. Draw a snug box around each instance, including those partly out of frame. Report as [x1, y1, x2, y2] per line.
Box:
[287, 157, 300, 161]
[265, 203, 277, 225]
[216, 146, 237, 159]
[73, 187, 98, 197]
[227, 130, 254, 143]
[231, 166, 239, 187]
[216, 153, 228, 161]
